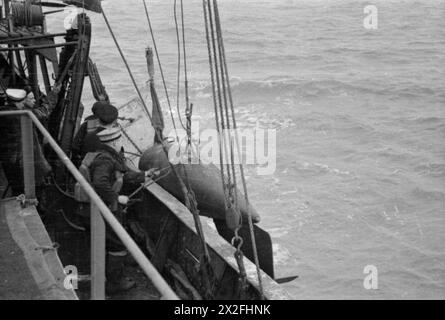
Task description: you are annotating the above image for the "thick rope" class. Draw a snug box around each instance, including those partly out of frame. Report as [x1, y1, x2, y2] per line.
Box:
[11, 1, 44, 27]
[205, 0, 239, 229]
[202, 0, 264, 298]
[212, 0, 264, 297]
[202, 0, 225, 188]
[180, 0, 191, 131]
[173, 0, 186, 130]
[119, 123, 143, 155]
[205, 0, 234, 194]
[215, 10, 239, 215]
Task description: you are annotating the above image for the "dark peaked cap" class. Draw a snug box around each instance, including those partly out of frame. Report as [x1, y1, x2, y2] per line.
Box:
[92, 101, 118, 125]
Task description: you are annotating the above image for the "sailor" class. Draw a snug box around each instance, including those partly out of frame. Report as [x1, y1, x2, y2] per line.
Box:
[88, 126, 155, 293]
[71, 101, 119, 166]
[0, 86, 60, 194]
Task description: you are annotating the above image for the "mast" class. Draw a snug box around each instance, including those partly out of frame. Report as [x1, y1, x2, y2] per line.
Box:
[58, 13, 92, 155]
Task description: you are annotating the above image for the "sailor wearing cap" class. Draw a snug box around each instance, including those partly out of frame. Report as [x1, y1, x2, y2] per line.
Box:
[72, 101, 119, 166]
[4, 84, 61, 120]
[0, 89, 31, 193]
[88, 101, 119, 132]
[0, 86, 60, 194]
[86, 125, 155, 294]
[5, 88, 34, 109]
[5, 88, 27, 102]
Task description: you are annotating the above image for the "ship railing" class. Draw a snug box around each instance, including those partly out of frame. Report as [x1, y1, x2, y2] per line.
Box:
[0, 110, 178, 300]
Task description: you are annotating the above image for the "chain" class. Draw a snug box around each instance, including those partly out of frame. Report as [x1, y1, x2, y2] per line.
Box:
[231, 229, 248, 299]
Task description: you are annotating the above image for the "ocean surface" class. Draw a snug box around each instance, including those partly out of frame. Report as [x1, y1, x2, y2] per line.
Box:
[48, 0, 445, 299]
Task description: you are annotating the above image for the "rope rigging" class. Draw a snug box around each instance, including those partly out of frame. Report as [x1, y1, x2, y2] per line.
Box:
[202, 0, 265, 298]
[203, 1, 238, 236]
[173, 0, 186, 130]
[180, 0, 191, 137]
[11, 1, 44, 27]
[172, 0, 215, 297]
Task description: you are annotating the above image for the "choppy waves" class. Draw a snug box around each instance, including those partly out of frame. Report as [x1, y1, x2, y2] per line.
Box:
[189, 78, 445, 103]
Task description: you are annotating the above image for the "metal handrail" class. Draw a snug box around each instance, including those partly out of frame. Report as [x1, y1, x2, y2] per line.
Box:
[0, 110, 178, 300]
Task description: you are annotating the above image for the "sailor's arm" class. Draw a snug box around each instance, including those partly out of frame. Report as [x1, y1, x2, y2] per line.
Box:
[121, 168, 158, 194]
[123, 170, 145, 186]
[31, 84, 62, 120]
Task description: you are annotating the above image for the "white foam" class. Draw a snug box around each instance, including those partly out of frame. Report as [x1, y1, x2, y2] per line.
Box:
[272, 243, 292, 266]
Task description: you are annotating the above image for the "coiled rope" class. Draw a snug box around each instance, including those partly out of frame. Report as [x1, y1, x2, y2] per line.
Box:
[11, 1, 44, 27]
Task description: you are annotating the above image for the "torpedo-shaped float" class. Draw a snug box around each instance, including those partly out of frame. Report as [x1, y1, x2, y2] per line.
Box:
[138, 142, 276, 278]
[138, 141, 261, 223]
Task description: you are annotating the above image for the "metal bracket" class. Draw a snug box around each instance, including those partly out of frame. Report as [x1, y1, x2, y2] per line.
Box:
[35, 242, 60, 253]
[16, 194, 39, 208]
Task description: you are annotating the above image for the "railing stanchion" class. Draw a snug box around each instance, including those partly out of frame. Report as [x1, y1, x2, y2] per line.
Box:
[91, 202, 106, 300]
[20, 115, 35, 199]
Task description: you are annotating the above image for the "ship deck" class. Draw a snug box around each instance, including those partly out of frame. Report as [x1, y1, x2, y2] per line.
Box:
[0, 198, 77, 300]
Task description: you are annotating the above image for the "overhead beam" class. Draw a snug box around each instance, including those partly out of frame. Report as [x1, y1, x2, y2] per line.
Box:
[0, 41, 77, 52]
[0, 32, 67, 44]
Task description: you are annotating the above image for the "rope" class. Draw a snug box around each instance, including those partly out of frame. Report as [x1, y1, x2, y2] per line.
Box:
[11, 1, 44, 27]
[142, 0, 180, 141]
[180, 0, 191, 131]
[119, 123, 143, 155]
[127, 166, 171, 199]
[205, 0, 238, 225]
[173, 0, 186, 130]
[214, 6, 240, 218]
[52, 176, 76, 199]
[214, 0, 264, 298]
[205, 0, 234, 196]
[58, 209, 86, 231]
[124, 151, 142, 158]
[202, 0, 228, 216]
